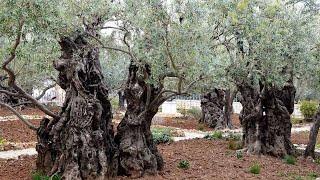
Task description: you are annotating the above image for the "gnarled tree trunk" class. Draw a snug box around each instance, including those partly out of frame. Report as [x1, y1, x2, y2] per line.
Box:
[115, 62, 163, 178]
[224, 89, 235, 129]
[304, 106, 320, 158]
[200, 88, 226, 129]
[238, 80, 295, 157]
[36, 29, 118, 179]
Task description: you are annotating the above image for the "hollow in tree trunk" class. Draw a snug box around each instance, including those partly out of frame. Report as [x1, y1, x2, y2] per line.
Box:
[304, 106, 320, 158]
[200, 88, 226, 129]
[36, 29, 118, 179]
[115, 62, 163, 178]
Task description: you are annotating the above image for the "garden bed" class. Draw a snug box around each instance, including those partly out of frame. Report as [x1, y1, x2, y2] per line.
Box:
[0, 139, 319, 180]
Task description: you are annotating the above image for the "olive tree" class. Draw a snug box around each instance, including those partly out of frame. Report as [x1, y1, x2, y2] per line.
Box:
[222, 0, 319, 156]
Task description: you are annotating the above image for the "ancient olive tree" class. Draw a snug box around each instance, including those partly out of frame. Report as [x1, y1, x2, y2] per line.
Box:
[221, 0, 318, 156]
[1, 1, 120, 179]
[98, 0, 227, 176]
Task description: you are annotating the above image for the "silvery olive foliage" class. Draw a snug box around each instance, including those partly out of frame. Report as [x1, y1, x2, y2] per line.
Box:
[1, 0, 319, 99]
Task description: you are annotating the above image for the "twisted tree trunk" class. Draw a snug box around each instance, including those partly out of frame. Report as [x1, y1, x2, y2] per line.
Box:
[36, 29, 118, 179]
[224, 89, 235, 129]
[238, 80, 295, 157]
[200, 88, 226, 129]
[304, 106, 320, 158]
[115, 62, 163, 178]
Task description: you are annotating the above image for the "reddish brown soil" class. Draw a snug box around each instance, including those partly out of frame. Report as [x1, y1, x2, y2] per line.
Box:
[0, 119, 40, 143]
[157, 114, 241, 131]
[0, 107, 46, 117]
[292, 131, 320, 145]
[1, 139, 319, 180]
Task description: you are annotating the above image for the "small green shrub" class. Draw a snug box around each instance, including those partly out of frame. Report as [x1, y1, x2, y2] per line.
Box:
[197, 123, 205, 131]
[315, 158, 320, 164]
[291, 117, 304, 124]
[249, 163, 261, 174]
[228, 140, 242, 150]
[315, 144, 320, 149]
[177, 108, 188, 117]
[32, 172, 61, 180]
[300, 101, 318, 121]
[177, 160, 190, 169]
[152, 127, 173, 144]
[0, 137, 5, 145]
[110, 97, 119, 111]
[204, 131, 223, 140]
[227, 133, 242, 141]
[307, 172, 318, 179]
[236, 151, 243, 159]
[283, 155, 296, 165]
[187, 107, 202, 120]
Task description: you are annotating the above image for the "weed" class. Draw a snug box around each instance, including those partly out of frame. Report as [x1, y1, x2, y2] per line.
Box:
[32, 172, 61, 180]
[236, 150, 243, 159]
[283, 155, 296, 165]
[228, 140, 243, 150]
[249, 163, 261, 174]
[152, 127, 174, 144]
[178, 160, 190, 169]
[204, 131, 223, 140]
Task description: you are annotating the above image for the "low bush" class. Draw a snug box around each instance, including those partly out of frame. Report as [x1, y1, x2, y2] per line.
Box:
[152, 127, 174, 144]
[177, 160, 190, 169]
[32, 172, 61, 180]
[291, 117, 304, 124]
[187, 107, 202, 120]
[283, 155, 296, 165]
[307, 172, 318, 179]
[197, 123, 205, 131]
[204, 131, 223, 140]
[300, 101, 318, 121]
[109, 96, 119, 111]
[249, 163, 261, 174]
[228, 140, 242, 150]
[226, 133, 242, 141]
[236, 150, 243, 159]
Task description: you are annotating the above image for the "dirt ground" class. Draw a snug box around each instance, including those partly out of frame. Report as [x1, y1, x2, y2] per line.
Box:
[292, 131, 320, 145]
[0, 139, 319, 180]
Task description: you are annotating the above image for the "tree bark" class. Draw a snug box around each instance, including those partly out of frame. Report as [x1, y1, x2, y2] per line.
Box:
[115, 62, 163, 178]
[36, 29, 118, 179]
[304, 106, 320, 158]
[118, 90, 125, 110]
[200, 88, 226, 129]
[224, 89, 235, 129]
[238, 80, 295, 157]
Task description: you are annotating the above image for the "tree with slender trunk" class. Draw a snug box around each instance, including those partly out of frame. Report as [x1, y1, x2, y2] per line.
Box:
[304, 105, 320, 158]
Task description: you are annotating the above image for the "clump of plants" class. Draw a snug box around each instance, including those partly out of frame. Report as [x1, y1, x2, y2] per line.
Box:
[226, 133, 242, 141]
[152, 127, 174, 144]
[197, 123, 205, 131]
[291, 117, 304, 124]
[0, 137, 6, 151]
[300, 100, 318, 121]
[307, 172, 318, 179]
[32, 172, 61, 180]
[177, 160, 190, 169]
[236, 150, 243, 159]
[249, 163, 261, 174]
[204, 131, 223, 140]
[283, 155, 296, 165]
[187, 107, 202, 120]
[228, 140, 243, 150]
